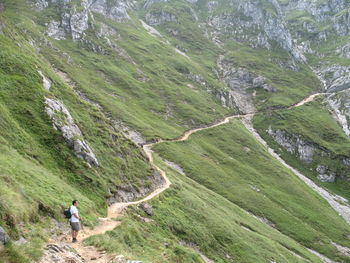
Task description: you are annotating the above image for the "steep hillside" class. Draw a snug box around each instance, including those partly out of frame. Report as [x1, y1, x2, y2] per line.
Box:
[1, 0, 350, 262]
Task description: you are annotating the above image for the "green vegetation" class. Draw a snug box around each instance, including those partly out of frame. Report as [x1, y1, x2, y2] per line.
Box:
[151, 120, 350, 262]
[86, 156, 323, 263]
[253, 98, 350, 201]
[0, 9, 155, 262]
[223, 42, 321, 109]
[1, 0, 350, 262]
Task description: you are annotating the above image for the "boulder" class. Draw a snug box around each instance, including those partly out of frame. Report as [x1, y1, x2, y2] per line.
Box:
[0, 227, 10, 244]
[317, 173, 336, 183]
[139, 203, 153, 216]
[316, 165, 336, 183]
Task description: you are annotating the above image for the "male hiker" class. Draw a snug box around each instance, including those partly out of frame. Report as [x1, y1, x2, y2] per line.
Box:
[70, 200, 81, 243]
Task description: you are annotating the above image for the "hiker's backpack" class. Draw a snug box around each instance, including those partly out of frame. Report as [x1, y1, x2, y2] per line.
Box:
[64, 208, 71, 219]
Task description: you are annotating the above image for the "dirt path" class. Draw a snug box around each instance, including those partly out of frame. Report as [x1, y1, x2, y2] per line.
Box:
[40, 91, 343, 263]
[291, 93, 327, 108]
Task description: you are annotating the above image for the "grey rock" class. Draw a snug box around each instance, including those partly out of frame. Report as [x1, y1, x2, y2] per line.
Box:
[145, 11, 177, 26]
[46, 21, 66, 40]
[107, 170, 165, 204]
[243, 118, 350, 225]
[69, 8, 89, 41]
[318, 65, 350, 92]
[316, 165, 327, 175]
[0, 226, 10, 244]
[327, 91, 350, 136]
[333, 9, 350, 36]
[39, 243, 84, 263]
[215, 89, 236, 109]
[208, 0, 305, 62]
[281, 0, 346, 22]
[317, 173, 336, 183]
[332, 242, 350, 257]
[217, 56, 276, 113]
[112, 120, 146, 146]
[316, 165, 336, 183]
[336, 43, 350, 59]
[140, 20, 162, 37]
[38, 71, 51, 91]
[33, 0, 48, 11]
[139, 202, 153, 216]
[144, 0, 168, 8]
[44, 97, 99, 167]
[297, 138, 314, 164]
[44, 0, 131, 42]
[187, 72, 207, 87]
[164, 160, 185, 175]
[207, 1, 218, 12]
[267, 127, 314, 164]
[91, 0, 131, 23]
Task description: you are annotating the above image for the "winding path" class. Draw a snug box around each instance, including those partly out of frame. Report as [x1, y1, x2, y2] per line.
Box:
[40, 92, 349, 263]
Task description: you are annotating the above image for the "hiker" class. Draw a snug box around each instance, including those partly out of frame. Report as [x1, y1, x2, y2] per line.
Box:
[70, 200, 81, 243]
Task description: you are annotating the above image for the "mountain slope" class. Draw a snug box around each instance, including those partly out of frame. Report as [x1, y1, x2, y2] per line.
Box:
[1, 0, 350, 262]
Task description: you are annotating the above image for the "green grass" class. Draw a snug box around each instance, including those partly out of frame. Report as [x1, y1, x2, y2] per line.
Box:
[151, 119, 350, 262]
[36, 10, 233, 141]
[253, 98, 350, 201]
[223, 42, 322, 109]
[1, 0, 350, 262]
[0, 7, 156, 262]
[85, 156, 323, 263]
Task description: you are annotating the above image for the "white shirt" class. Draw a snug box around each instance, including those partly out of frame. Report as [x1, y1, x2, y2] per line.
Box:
[70, 205, 79, 222]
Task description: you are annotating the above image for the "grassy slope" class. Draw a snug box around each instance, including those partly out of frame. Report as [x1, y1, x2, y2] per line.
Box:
[0, 7, 155, 262]
[1, 0, 349, 262]
[141, 0, 322, 111]
[253, 99, 350, 201]
[151, 120, 350, 262]
[85, 156, 323, 263]
[33, 3, 233, 141]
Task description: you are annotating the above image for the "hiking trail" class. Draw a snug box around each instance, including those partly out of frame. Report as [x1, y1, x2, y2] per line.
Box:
[39, 92, 349, 263]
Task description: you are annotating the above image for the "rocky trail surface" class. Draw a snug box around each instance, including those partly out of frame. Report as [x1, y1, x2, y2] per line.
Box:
[39, 92, 349, 263]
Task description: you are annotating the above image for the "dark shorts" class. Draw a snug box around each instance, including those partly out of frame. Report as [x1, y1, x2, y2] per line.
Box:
[70, 221, 81, 231]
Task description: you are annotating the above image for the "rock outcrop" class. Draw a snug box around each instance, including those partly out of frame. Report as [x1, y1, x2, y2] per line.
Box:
[0, 226, 10, 245]
[107, 170, 165, 204]
[38, 71, 51, 91]
[267, 127, 314, 164]
[216, 56, 276, 113]
[327, 91, 350, 136]
[45, 97, 99, 167]
[90, 0, 132, 22]
[316, 165, 336, 183]
[40, 244, 84, 263]
[38, 0, 132, 41]
[139, 202, 153, 216]
[266, 126, 350, 183]
[318, 65, 350, 92]
[145, 11, 177, 25]
[208, 0, 305, 62]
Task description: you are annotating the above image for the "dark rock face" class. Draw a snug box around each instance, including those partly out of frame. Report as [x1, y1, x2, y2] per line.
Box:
[0, 226, 10, 244]
[139, 203, 153, 216]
